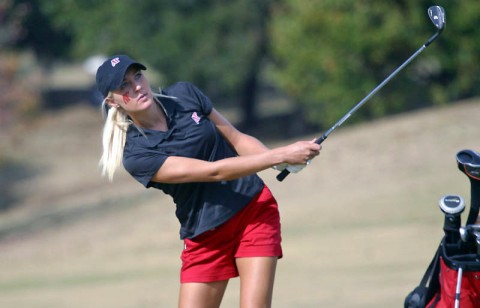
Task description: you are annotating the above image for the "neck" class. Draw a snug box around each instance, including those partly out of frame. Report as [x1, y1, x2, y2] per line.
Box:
[130, 100, 168, 131]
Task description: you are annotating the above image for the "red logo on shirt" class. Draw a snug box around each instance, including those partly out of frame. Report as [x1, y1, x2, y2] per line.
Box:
[191, 112, 201, 124]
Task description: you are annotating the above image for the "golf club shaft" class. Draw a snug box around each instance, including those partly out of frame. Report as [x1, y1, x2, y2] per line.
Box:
[277, 31, 442, 182]
[466, 181, 480, 225]
[455, 267, 463, 308]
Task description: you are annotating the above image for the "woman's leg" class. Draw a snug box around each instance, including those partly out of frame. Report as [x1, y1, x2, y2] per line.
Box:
[236, 257, 278, 308]
[178, 280, 229, 308]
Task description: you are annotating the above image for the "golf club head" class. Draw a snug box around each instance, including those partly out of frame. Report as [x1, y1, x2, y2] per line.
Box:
[460, 226, 469, 242]
[428, 6, 446, 31]
[457, 149, 480, 181]
[460, 225, 480, 243]
[439, 195, 466, 215]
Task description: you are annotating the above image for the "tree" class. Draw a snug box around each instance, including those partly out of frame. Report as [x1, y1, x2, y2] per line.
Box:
[39, 0, 274, 126]
[0, 0, 54, 127]
[4, 0, 72, 64]
[270, 0, 480, 128]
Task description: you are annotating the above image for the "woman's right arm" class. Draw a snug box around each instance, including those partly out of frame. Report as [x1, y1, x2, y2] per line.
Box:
[150, 140, 321, 184]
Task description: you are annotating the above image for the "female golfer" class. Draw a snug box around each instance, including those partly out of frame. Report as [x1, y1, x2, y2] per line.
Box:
[96, 55, 321, 308]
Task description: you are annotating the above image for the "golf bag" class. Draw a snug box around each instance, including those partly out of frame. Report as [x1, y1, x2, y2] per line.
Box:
[405, 149, 480, 308]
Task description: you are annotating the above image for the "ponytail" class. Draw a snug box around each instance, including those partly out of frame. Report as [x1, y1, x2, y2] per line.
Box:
[99, 95, 131, 181]
[99, 90, 176, 181]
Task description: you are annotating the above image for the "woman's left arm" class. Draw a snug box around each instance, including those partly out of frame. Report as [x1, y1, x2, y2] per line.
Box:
[208, 108, 270, 155]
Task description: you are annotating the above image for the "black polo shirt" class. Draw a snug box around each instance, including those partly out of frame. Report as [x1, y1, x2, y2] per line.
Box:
[123, 82, 264, 239]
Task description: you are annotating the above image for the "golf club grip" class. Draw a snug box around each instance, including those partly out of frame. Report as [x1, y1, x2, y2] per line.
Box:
[276, 135, 327, 182]
[276, 169, 290, 182]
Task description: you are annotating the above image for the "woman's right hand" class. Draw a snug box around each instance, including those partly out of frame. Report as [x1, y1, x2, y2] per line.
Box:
[280, 139, 321, 166]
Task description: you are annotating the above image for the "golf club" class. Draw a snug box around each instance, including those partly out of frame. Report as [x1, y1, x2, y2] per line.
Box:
[439, 195, 465, 244]
[456, 149, 480, 225]
[455, 267, 463, 308]
[277, 5, 446, 181]
[459, 224, 480, 246]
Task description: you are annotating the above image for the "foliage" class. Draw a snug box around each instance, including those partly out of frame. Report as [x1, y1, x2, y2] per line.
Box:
[39, 0, 273, 124]
[0, 1, 43, 130]
[11, 0, 480, 129]
[270, 0, 480, 127]
[4, 0, 72, 62]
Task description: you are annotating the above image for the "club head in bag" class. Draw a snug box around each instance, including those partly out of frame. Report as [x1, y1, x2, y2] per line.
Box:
[460, 226, 469, 242]
[460, 225, 480, 247]
[439, 195, 465, 244]
[456, 149, 480, 181]
[457, 149, 480, 226]
[428, 6, 446, 32]
[439, 195, 466, 215]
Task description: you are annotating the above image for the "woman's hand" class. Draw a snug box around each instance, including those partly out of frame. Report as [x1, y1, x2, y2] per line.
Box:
[279, 139, 321, 166]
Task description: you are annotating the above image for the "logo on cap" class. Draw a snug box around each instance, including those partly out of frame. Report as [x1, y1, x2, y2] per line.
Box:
[110, 57, 120, 67]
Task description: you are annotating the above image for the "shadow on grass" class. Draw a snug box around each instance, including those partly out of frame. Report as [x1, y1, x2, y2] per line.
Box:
[0, 160, 37, 212]
[41, 85, 101, 109]
[0, 192, 151, 241]
[237, 111, 321, 143]
[42, 85, 321, 142]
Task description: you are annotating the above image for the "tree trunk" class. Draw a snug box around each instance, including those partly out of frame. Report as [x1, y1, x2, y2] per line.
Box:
[239, 0, 272, 128]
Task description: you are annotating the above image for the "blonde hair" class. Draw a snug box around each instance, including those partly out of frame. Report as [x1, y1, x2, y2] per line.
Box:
[99, 91, 176, 181]
[99, 94, 132, 181]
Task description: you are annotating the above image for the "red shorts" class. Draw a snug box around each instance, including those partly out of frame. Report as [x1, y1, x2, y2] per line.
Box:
[180, 185, 283, 283]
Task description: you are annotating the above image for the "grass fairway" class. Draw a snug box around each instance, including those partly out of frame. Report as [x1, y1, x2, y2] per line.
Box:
[0, 99, 479, 307]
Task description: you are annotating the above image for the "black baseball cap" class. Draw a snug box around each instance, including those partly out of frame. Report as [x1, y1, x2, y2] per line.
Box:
[95, 55, 147, 97]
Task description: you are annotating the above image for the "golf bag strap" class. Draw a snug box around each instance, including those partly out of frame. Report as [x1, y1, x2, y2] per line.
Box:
[404, 240, 442, 308]
[421, 243, 441, 287]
